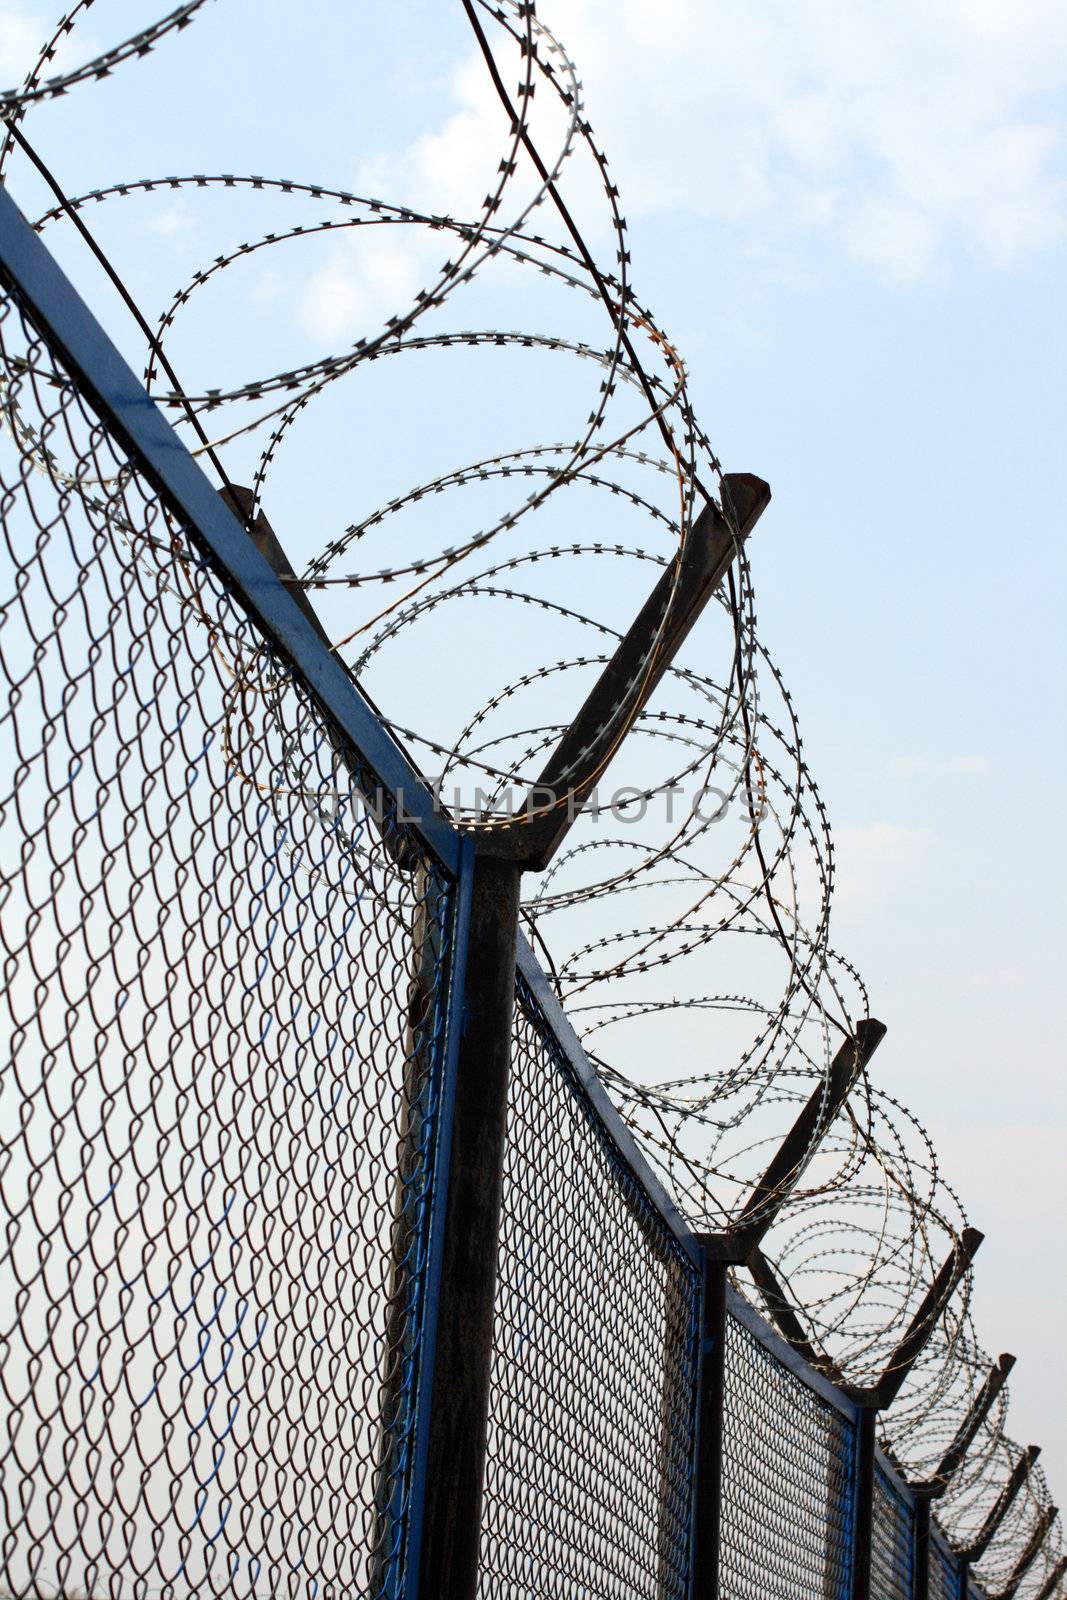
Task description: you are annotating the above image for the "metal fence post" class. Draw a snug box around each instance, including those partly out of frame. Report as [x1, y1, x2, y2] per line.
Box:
[914, 1494, 932, 1600]
[412, 852, 523, 1600]
[852, 1408, 877, 1600]
[691, 1256, 728, 1600]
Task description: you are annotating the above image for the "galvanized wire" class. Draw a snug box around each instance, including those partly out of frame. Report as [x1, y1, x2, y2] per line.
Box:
[0, 0, 1061, 1590]
[0, 291, 456, 1599]
[872, 1461, 916, 1600]
[477, 975, 699, 1599]
[719, 1307, 855, 1600]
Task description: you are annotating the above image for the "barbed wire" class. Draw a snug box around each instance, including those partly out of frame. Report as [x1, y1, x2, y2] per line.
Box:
[0, 0, 1057, 1587]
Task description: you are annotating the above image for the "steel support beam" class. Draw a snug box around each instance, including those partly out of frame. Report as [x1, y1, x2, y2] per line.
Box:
[745, 1247, 839, 1378]
[919, 1353, 1015, 1497]
[414, 855, 522, 1600]
[691, 1257, 728, 1600]
[851, 1409, 877, 1600]
[914, 1494, 932, 1600]
[480, 474, 770, 869]
[220, 484, 430, 872]
[1033, 1554, 1067, 1600]
[994, 1505, 1059, 1600]
[873, 1229, 984, 1410]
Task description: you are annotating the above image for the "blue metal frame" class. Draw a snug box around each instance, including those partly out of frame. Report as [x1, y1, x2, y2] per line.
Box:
[0, 183, 461, 877]
[402, 836, 475, 1600]
[930, 1518, 963, 1600]
[723, 1281, 860, 1600]
[514, 933, 703, 1598]
[874, 1448, 919, 1597]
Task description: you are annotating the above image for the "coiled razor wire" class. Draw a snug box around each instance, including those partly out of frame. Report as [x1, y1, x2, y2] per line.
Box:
[0, 0, 1060, 1590]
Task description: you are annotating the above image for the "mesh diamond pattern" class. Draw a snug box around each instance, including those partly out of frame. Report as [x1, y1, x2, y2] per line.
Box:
[719, 1306, 855, 1600]
[475, 975, 700, 1600]
[0, 289, 456, 1600]
[872, 1460, 916, 1600]
[930, 1528, 963, 1600]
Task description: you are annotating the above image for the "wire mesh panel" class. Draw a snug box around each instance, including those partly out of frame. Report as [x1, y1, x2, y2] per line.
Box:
[929, 1527, 962, 1600]
[872, 1459, 916, 1600]
[0, 286, 458, 1599]
[719, 1304, 856, 1599]
[475, 973, 700, 1600]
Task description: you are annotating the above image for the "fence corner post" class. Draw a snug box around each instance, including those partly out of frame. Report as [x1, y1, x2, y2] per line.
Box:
[410, 851, 522, 1600]
[914, 1493, 932, 1600]
[691, 1254, 728, 1599]
[851, 1407, 877, 1600]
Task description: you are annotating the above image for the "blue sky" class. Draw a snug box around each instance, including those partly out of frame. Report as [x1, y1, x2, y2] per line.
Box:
[1, 0, 1064, 1504]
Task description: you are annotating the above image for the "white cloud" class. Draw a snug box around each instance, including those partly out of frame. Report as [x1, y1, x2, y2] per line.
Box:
[833, 820, 931, 905]
[0, 5, 46, 83]
[558, 0, 1067, 275]
[147, 204, 192, 239]
[886, 754, 993, 780]
[354, 49, 580, 227]
[300, 230, 434, 343]
[358, 55, 505, 220]
[0, 2, 104, 88]
[364, 0, 1067, 283]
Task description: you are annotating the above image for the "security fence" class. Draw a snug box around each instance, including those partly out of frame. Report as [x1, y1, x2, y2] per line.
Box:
[0, 185, 1062, 1600]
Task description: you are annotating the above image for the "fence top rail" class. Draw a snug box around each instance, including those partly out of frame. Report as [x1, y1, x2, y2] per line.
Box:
[515, 933, 702, 1272]
[723, 1280, 862, 1424]
[0, 182, 462, 878]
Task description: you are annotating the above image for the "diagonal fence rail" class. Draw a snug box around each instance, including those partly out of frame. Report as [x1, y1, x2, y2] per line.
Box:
[0, 185, 1061, 1600]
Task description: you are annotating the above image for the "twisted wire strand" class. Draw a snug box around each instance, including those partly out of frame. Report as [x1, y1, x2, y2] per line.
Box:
[0, 0, 1056, 1583]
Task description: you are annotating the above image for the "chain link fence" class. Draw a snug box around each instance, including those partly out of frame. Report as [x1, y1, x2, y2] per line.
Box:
[719, 1305, 855, 1599]
[0, 190, 1059, 1600]
[872, 1461, 917, 1600]
[0, 273, 462, 1600]
[475, 973, 699, 1600]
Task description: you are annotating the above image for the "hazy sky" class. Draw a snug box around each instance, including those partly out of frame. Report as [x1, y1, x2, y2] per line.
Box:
[1, 0, 1064, 1511]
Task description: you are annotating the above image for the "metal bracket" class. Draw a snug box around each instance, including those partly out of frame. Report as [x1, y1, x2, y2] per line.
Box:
[476, 473, 770, 869]
[914, 1352, 1015, 1497]
[990, 1503, 1059, 1600]
[959, 1445, 1041, 1564]
[860, 1228, 984, 1411]
[702, 1019, 886, 1264]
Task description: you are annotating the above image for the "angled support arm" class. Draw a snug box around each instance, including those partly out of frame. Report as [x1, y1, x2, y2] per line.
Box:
[703, 1019, 886, 1264]
[868, 1227, 984, 1410]
[915, 1352, 1015, 1497]
[992, 1504, 1059, 1600]
[480, 472, 770, 869]
[1032, 1553, 1067, 1600]
[744, 1246, 843, 1380]
[220, 485, 429, 871]
[221, 484, 335, 651]
[959, 1445, 1041, 1563]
